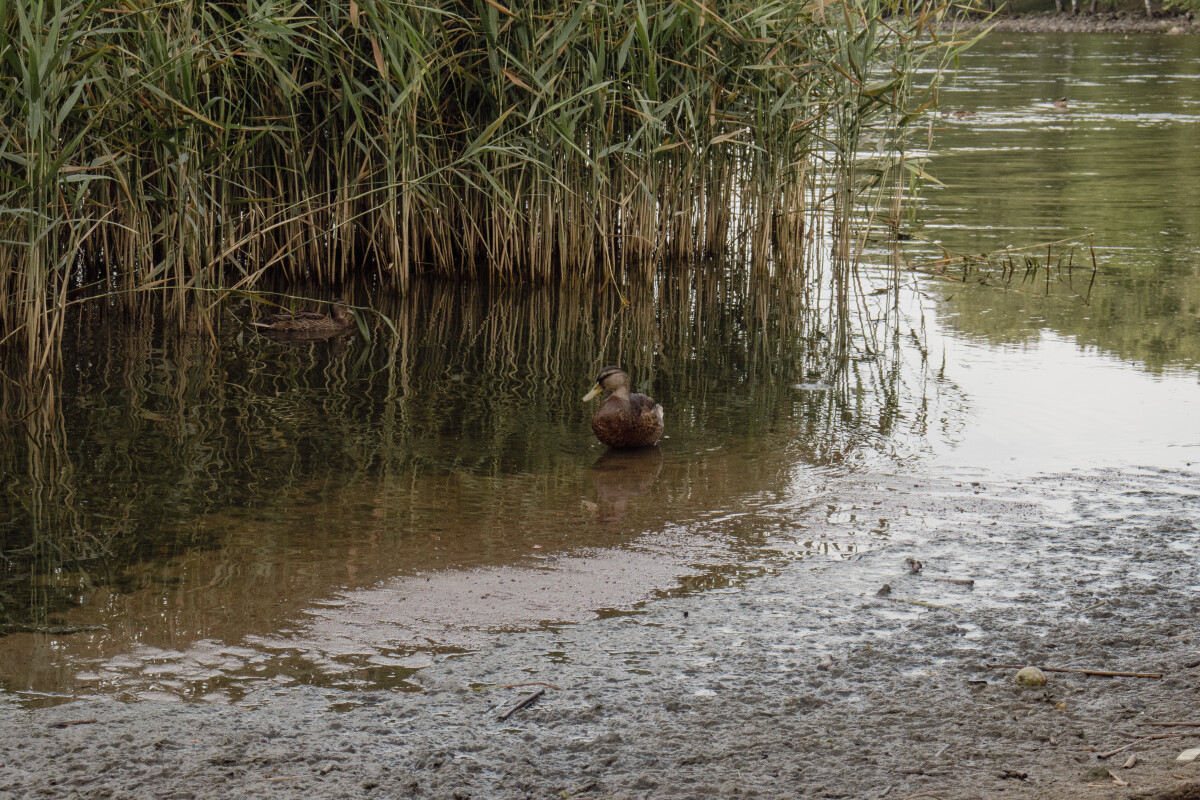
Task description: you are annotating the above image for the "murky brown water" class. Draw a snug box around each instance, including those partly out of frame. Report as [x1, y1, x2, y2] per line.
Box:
[2, 32, 1199, 707]
[1, 271, 920, 703]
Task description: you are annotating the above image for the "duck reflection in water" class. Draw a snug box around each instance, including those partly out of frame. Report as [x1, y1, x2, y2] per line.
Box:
[584, 447, 664, 524]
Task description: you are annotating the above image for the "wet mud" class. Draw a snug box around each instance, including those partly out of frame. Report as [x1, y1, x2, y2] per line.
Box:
[2, 468, 1199, 799]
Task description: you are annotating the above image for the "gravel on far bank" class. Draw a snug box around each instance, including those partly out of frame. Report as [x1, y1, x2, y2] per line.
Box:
[945, 10, 1199, 33]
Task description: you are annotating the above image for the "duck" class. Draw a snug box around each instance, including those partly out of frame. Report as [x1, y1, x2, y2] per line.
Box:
[1053, 97, 1069, 110]
[582, 366, 664, 449]
[251, 298, 354, 335]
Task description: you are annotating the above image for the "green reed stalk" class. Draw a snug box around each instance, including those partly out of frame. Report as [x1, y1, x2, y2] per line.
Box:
[1, 0, 963, 368]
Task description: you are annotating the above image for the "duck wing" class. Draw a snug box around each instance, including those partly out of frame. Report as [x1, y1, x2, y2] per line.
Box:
[592, 393, 663, 449]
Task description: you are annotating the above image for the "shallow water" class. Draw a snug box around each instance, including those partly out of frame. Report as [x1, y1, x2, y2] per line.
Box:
[2, 32, 1198, 706]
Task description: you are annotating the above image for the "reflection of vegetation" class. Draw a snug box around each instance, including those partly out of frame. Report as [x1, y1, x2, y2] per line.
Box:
[904, 34, 1200, 374]
[906, 236, 1101, 309]
[0, 269, 935, 629]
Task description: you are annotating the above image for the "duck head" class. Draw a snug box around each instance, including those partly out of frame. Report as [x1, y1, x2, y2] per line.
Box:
[583, 366, 631, 401]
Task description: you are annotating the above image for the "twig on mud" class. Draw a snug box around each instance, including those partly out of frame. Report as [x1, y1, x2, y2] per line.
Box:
[47, 719, 99, 729]
[1137, 722, 1200, 728]
[1096, 741, 1140, 760]
[498, 687, 546, 721]
[497, 681, 561, 690]
[1097, 733, 1187, 760]
[931, 577, 975, 587]
[985, 663, 1162, 679]
[1167, 631, 1200, 640]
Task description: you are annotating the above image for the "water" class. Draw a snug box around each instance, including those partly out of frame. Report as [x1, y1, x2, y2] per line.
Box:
[900, 32, 1200, 474]
[2, 32, 1198, 705]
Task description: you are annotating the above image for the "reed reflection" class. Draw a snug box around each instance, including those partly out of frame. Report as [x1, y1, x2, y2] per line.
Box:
[0, 262, 937, 701]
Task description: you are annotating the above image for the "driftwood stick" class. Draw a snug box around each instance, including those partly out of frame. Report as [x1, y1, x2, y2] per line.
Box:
[1136, 722, 1200, 728]
[932, 577, 975, 587]
[985, 663, 1162, 679]
[1167, 631, 1200, 640]
[1097, 741, 1140, 760]
[498, 688, 545, 721]
[1098, 733, 1186, 759]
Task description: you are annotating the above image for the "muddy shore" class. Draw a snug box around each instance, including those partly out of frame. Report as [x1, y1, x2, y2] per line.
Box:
[2, 467, 1198, 799]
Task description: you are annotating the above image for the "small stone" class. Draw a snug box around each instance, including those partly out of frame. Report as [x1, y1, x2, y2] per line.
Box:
[1014, 666, 1047, 687]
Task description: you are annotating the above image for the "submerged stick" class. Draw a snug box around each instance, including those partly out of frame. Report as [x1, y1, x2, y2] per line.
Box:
[0, 624, 105, 635]
[985, 664, 1162, 679]
[1085, 238, 1099, 304]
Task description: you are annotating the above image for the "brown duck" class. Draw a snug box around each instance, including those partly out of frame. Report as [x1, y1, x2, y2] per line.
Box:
[251, 298, 354, 336]
[583, 366, 664, 449]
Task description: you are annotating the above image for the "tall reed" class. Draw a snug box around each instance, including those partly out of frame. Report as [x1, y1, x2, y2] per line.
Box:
[1, 0, 962, 370]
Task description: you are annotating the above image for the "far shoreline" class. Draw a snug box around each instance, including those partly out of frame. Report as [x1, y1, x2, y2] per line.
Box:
[945, 10, 1199, 33]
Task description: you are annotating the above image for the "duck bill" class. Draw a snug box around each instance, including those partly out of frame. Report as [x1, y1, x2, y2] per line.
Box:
[582, 383, 604, 402]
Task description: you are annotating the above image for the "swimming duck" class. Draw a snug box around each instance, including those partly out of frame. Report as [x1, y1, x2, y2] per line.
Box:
[582, 366, 664, 449]
[1053, 97, 1069, 110]
[252, 298, 354, 335]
